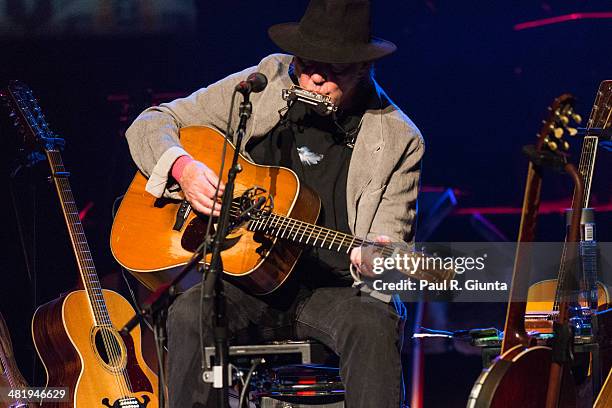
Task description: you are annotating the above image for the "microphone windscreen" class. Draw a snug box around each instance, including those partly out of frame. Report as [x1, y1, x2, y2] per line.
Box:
[247, 72, 268, 93]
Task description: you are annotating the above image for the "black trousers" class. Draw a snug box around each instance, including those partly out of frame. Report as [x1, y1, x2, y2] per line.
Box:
[166, 279, 406, 407]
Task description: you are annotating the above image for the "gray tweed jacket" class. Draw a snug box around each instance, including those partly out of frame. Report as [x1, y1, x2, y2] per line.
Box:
[126, 53, 424, 244]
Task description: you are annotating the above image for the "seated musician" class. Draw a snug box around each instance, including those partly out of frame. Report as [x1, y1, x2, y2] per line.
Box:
[125, 0, 424, 406]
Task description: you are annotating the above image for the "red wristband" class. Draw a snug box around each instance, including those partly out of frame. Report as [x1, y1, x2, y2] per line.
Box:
[171, 155, 194, 182]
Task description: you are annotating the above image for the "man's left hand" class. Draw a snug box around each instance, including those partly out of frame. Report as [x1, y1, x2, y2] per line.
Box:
[349, 235, 391, 278]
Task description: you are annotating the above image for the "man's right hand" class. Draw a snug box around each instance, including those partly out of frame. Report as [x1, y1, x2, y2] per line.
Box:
[178, 160, 225, 217]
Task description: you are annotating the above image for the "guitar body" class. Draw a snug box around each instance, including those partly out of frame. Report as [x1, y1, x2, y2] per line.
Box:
[111, 126, 321, 294]
[526, 279, 610, 313]
[32, 289, 157, 407]
[467, 346, 575, 408]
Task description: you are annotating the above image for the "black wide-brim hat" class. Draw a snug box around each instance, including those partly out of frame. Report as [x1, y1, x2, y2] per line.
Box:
[268, 0, 396, 64]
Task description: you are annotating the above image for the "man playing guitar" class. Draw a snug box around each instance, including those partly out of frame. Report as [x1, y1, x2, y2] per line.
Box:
[125, 0, 424, 406]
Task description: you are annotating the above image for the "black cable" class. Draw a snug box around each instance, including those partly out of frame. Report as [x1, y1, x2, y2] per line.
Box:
[239, 358, 264, 408]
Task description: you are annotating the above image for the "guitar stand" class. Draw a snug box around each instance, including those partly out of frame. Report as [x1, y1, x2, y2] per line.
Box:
[120, 245, 204, 407]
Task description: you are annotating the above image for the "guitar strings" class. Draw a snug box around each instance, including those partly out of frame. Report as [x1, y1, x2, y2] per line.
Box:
[553, 85, 612, 312]
[56, 170, 134, 398]
[52, 159, 131, 398]
[226, 201, 377, 252]
[226, 203, 442, 281]
[227, 201, 409, 259]
[48, 151, 133, 398]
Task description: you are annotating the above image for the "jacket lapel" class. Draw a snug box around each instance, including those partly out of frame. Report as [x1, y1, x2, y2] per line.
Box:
[346, 85, 385, 233]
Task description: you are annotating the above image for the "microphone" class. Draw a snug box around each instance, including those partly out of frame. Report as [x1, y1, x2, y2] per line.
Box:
[235, 73, 268, 95]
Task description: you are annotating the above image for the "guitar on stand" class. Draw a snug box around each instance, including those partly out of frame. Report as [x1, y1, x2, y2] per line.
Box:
[528, 81, 612, 403]
[526, 80, 612, 334]
[2, 81, 158, 408]
[467, 94, 581, 407]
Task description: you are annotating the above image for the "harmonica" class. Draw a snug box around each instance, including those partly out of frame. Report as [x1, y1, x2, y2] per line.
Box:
[281, 85, 338, 116]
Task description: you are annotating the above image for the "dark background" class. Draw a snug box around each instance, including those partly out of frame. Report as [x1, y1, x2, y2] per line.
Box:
[1, 1, 612, 406]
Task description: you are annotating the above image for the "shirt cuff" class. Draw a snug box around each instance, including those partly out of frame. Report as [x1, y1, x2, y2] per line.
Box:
[145, 146, 191, 198]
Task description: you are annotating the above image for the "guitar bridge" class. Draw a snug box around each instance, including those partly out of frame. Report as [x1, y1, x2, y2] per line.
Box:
[101, 395, 150, 407]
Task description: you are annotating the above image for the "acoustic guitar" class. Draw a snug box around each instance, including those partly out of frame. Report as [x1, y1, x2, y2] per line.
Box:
[2, 81, 158, 408]
[110, 126, 453, 295]
[467, 95, 579, 408]
[526, 80, 612, 329]
[0, 311, 39, 408]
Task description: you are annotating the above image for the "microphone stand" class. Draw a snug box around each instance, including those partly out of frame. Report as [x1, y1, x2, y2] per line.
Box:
[202, 90, 252, 408]
[121, 90, 254, 408]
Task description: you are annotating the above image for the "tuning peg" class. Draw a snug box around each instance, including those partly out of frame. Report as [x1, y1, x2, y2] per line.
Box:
[562, 141, 570, 151]
[572, 113, 582, 124]
[552, 127, 564, 139]
[566, 127, 578, 137]
[547, 140, 558, 151]
[559, 115, 569, 126]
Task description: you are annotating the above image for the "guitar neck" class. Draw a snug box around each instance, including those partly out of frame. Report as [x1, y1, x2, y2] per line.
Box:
[501, 161, 542, 353]
[247, 212, 451, 284]
[551, 135, 599, 311]
[575, 136, 599, 208]
[45, 149, 112, 327]
[552, 81, 612, 310]
[248, 212, 387, 256]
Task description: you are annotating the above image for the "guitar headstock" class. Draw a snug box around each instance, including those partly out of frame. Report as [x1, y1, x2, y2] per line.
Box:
[1, 80, 63, 156]
[537, 94, 581, 154]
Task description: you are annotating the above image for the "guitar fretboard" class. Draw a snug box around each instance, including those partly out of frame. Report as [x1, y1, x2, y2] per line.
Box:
[46, 149, 112, 328]
[247, 212, 392, 256]
[246, 212, 452, 284]
[554, 82, 612, 311]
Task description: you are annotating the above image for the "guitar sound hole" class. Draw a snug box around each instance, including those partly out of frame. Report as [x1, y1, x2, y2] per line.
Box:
[94, 328, 123, 367]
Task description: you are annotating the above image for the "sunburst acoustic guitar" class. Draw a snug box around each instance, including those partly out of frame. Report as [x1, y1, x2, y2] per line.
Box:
[2, 81, 158, 408]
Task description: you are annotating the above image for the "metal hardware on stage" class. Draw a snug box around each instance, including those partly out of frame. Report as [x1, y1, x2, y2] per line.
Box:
[282, 85, 338, 116]
[204, 341, 334, 369]
[204, 342, 344, 408]
[255, 364, 344, 408]
[254, 364, 344, 397]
